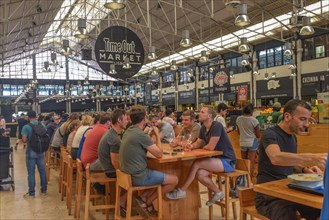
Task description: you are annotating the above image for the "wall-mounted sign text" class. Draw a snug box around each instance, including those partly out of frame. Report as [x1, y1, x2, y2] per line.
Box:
[95, 26, 144, 80]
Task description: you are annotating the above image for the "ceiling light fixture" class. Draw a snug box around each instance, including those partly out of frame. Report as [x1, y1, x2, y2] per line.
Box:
[74, 18, 89, 39]
[104, 0, 126, 10]
[147, 46, 157, 60]
[84, 77, 90, 86]
[288, 59, 296, 69]
[299, 16, 315, 36]
[61, 39, 71, 56]
[253, 66, 259, 75]
[264, 73, 269, 80]
[50, 52, 58, 66]
[290, 69, 297, 77]
[238, 37, 250, 53]
[180, 30, 192, 47]
[199, 50, 208, 63]
[109, 64, 117, 74]
[241, 54, 250, 66]
[42, 61, 51, 72]
[122, 57, 131, 69]
[187, 68, 193, 77]
[151, 67, 158, 76]
[235, 4, 250, 27]
[170, 60, 178, 70]
[284, 42, 293, 56]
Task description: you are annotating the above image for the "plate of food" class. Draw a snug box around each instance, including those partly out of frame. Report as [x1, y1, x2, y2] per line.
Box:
[288, 174, 323, 188]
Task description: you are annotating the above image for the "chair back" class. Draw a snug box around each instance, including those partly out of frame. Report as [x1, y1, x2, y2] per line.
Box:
[238, 187, 255, 208]
[76, 159, 83, 173]
[116, 169, 132, 190]
[236, 158, 251, 173]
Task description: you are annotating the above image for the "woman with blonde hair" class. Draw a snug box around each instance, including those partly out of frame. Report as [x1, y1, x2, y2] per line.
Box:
[70, 115, 93, 159]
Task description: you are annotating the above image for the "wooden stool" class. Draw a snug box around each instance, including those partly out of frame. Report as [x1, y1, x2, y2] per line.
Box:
[61, 150, 69, 202]
[114, 169, 163, 220]
[84, 164, 116, 220]
[45, 145, 60, 182]
[59, 146, 66, 193]
[66, 155, 76, 215]
[74, 159, 86, 219]
[208, 158, 252, 220]
[238, 188, 269, 220]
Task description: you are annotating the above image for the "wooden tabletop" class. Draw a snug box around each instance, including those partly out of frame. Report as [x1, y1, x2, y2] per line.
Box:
[254, 179, 323, 209]
[147, 143, 222, 163]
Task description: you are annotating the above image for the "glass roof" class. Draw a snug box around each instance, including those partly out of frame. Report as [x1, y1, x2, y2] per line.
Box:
[2, 0, 328, 80]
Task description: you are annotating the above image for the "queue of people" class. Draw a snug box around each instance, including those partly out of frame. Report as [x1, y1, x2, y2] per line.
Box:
[17, 99, 328, 219]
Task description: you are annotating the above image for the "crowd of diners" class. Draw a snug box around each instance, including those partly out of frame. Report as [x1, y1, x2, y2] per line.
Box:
[19, 99, 328, 219]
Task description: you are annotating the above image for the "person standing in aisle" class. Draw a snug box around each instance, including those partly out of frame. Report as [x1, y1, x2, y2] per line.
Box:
[15, 113, 28, 150]
[21, 110, 47, 198]
[236, 104, 261, 179]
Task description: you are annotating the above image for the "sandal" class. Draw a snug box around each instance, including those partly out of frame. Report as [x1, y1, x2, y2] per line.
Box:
[147, 204, 158, 217]
[134, 196, 149, 218]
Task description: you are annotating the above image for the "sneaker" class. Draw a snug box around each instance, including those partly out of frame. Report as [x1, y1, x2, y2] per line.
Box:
[23, 192, 35, 199]
[40, 192, 47, 196]
[166, 188, 186, 200]
[206, 192, 224, 206]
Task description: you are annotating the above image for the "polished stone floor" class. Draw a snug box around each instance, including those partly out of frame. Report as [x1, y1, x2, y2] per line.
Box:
[0, 139, 241, 219]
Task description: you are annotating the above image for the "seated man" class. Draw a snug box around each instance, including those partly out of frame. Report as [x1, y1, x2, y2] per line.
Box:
[90, 109, 127, 197]
[256, 99, 327, 220]
[149, 114, 175, 143]
[170, 109, 200, 147]
[120, 105, 178, 217]
[92, 109, 127, 177]
[166, 105, 236, 206]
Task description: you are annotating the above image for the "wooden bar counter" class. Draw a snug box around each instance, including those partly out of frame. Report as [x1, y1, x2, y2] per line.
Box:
[147, 144, 222, 220]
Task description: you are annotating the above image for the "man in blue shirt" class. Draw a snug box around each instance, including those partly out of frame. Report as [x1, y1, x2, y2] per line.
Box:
[21, 110, 47, 198]
[166, 105, 236, 206]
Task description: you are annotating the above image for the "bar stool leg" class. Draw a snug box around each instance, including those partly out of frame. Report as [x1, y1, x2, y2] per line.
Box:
[84, 179, 91, 220]
[224, 176, 230, 220]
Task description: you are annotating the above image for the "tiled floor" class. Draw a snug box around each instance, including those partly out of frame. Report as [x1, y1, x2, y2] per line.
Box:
[0, 138, 240, 219]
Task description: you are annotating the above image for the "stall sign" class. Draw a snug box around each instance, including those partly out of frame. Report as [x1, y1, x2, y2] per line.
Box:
[256, 77, 293, 99]
[95, 26, 144, 80]
[212, 67, 230, 94]
[301, 72, 329, 96]
[162, 93, 175, 105]
[178, 90, 195, 104]
[237, 85, 248, 101]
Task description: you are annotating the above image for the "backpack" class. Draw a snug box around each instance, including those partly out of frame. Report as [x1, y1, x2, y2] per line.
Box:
[28, 122, 50, 153]
[77, 127, 92, 160]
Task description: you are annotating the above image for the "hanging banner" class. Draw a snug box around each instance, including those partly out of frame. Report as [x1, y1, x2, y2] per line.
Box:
[211, 66, 230, 94]
[95, 26, 144, 80]
[237, 85, 248, 101]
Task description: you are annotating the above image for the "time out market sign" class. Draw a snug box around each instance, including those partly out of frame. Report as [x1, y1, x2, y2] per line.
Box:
[95, 26, 144, 80]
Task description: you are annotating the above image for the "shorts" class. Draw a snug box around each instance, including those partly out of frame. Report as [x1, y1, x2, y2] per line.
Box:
[219, 158, 235, 173]
[132, 169, 165, 186]
[240, 138, 258, 152]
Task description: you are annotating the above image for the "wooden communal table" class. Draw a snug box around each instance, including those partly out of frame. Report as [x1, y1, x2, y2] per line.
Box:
[147, 144, 222, 220]
[254, 179, 323, 209]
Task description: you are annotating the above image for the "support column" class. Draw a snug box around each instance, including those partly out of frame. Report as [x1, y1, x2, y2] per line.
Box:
[195, 67, 199, 110]
[159, 74, 163, 111]
[32, 54, 39, 113]
[175, 71, 179, 112]
[296, 39, 303, 99]
[65, 57, 71, 113]
[252, 51, 258, 106]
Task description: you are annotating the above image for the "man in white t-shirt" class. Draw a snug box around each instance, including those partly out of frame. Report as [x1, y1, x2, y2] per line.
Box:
[214, 103, 233, 133]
